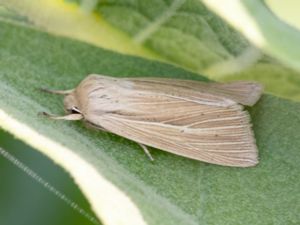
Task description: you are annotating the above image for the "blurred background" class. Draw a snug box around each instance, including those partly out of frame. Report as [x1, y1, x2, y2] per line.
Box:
[0, 129, 98, 225]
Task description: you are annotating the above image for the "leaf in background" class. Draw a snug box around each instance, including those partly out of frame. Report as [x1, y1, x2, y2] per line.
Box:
[0, 0, 161, 60]
[0, 0, 252, 72]
[1, 0, 300, 101]
[1, 20, 300, 225]
[266, 0, 300, 30]
[0, 129, 98, 225]
[201, 0, 300, 72]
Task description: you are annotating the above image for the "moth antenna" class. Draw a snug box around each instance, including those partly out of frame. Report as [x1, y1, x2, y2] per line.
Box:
[39, 88, 74, 95]
[138, 143, 154, 161]
[39, 112, 83, 120]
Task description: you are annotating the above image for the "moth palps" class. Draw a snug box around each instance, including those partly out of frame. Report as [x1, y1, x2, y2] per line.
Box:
[41, 74, 263, 167]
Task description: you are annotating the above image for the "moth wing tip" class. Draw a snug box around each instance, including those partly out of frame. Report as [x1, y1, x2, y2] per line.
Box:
[240, 152, 259, 167]
[247, 83, 264, 106]
[245, 158, 259, 167]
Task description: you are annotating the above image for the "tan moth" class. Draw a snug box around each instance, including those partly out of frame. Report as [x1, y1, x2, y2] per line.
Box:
[41, 74, 263, 167]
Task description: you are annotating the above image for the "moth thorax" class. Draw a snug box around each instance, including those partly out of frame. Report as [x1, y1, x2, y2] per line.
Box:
[64, 93, 79, 112]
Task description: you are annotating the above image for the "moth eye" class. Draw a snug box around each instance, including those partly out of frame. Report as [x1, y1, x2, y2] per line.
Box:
[70, 106, 81, 114]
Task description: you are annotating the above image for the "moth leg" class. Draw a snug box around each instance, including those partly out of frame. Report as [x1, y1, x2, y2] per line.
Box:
[138, 143, 154, 161]
[39, 112, 83, 120]
[39, 88, 74, 95]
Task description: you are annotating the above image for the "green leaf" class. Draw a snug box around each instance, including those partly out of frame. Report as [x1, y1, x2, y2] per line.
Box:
[2, 0, 300, 101]
[0, 0, 161, 60]
[76, 0, 251, 73]
[0, 20, 299, 225]
[201, 0, 300, 72]
[266, 0, 300, 30]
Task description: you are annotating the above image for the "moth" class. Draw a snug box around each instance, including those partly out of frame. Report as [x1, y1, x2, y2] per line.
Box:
[41, 74, 263, 167]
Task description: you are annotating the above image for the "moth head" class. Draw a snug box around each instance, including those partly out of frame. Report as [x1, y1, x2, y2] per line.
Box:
[64, 94, 81, 114]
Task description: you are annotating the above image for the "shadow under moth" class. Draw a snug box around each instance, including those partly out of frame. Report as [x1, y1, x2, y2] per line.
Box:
[41, 74, 263, 167]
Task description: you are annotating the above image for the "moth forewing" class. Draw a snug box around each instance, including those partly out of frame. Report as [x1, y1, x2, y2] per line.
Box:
[42, 74, 262, 167]
[127, 77, 263, 106]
